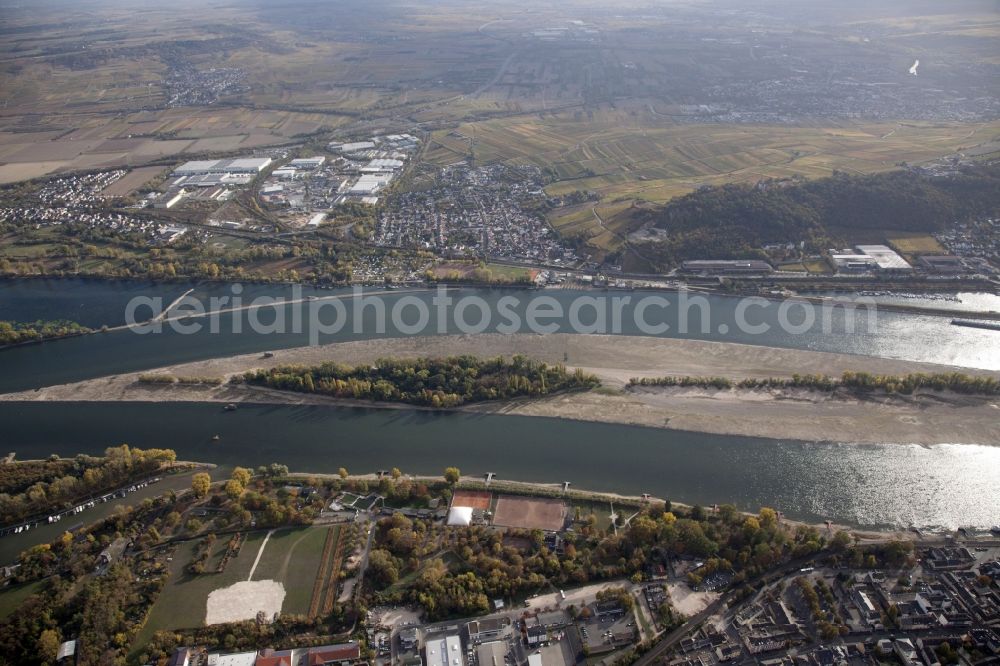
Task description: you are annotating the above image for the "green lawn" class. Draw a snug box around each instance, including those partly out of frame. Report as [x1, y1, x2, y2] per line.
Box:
[0, 580, 44, 620]
[132, 531, 266, 651]
[133, 524, 332, 654]
[886, 234, 945, 255]
[803, 260, 833, 274]
[248, 526, 329, 615]
[484, 263, 535, 281]
[0, 242, 56, 258]
[570, 499, 615, 530]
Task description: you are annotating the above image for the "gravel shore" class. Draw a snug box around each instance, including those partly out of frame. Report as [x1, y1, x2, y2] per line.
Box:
[4, 333, 998, 445]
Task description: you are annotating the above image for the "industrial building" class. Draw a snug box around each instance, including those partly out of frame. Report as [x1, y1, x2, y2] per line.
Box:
[466, 618, 508, 644]
[425, 636, 464, 666]
[475, 642, 506, 666]
[680, 260, 773, 275]
[206, 652, 257, 666]
[172, 158, 272, 176]
[152, 190, 186, 209]
[525, 625, 548, 647]
[829, 253, 878, 272]
[171, 173, 253, 188]
[526, 652, 563, 666]
[855, 245, 912, 272]
[917, 255, 965, 273]
[362, 158, 404, 172]
[288, 156, 326, 170]
[349, 173, 394, 195]
[382, 133, 420, 149]
[333, 141, 376, 153]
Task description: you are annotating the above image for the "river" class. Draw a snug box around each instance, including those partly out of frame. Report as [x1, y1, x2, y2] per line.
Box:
[1, 402, 998, 536]
[1, 278, 998, 546]
[1, 279, 998, 395]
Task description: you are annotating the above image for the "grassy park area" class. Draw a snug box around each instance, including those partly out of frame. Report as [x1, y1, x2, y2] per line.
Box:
[133, 525, 332, 652]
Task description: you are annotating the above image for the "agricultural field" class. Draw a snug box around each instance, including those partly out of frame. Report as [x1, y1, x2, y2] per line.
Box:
[428, 113, 1000, 203]
[100, 166, 168, 198]
[424, 111, 1000, 253]
[548, 200, 640, 248]
[0, 107, 336, 185]
[1, 0, 998, 272]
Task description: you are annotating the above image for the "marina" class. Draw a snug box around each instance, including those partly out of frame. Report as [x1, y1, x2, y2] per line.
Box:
[0, 476, 162, 538]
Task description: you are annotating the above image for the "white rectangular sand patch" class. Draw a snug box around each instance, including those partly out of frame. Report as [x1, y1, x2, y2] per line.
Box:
[206, 580, 286, 625]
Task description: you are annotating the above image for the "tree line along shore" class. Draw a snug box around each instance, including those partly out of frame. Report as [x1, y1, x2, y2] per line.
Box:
[234, 355, 600, 408]
[0, 319, 94, 347]
[144, 359, 1000, 410]
[628, 371, 1000, 396]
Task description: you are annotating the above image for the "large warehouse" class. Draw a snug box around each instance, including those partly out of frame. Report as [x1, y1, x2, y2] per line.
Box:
[855, 245, 912, 272]
[172, 157, 272, 177]
[349, 173, 393, 195]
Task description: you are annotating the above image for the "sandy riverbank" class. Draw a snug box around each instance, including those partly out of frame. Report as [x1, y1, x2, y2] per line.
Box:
[3, 333, 998, 445]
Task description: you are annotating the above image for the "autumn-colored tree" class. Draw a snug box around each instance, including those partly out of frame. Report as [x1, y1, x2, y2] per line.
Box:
[231, 467, 252, 487]
[225, 479, 245, 500]
[37, 628, 61, 663]
[759, 507, 778, 529]
[191, 472, 211, 498]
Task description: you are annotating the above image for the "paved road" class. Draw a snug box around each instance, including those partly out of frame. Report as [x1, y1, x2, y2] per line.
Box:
[354, 519, 376, 603]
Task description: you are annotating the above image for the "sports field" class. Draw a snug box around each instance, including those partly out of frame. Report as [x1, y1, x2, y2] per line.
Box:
[492, 496, 568, 531]
[451, 489, 492, 510]
[887, 234, 947, 255]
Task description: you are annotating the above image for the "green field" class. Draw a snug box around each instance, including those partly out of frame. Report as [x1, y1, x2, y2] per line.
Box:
[0, 580, 44, 621]
[247, 526, 329, 614]
[570, 499, 615, 531]
[134, 533, 263, 648]
[887, 234, 946, 255]
[803, 260, 834, 274]
[483, 263, 536, 280]
[133, 526, 329, 652]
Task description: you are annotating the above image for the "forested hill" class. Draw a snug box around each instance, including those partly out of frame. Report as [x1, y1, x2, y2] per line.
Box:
[633, 162, 1000, 265]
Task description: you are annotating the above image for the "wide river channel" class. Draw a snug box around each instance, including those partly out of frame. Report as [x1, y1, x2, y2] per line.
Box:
[0, 277, 998, 554]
